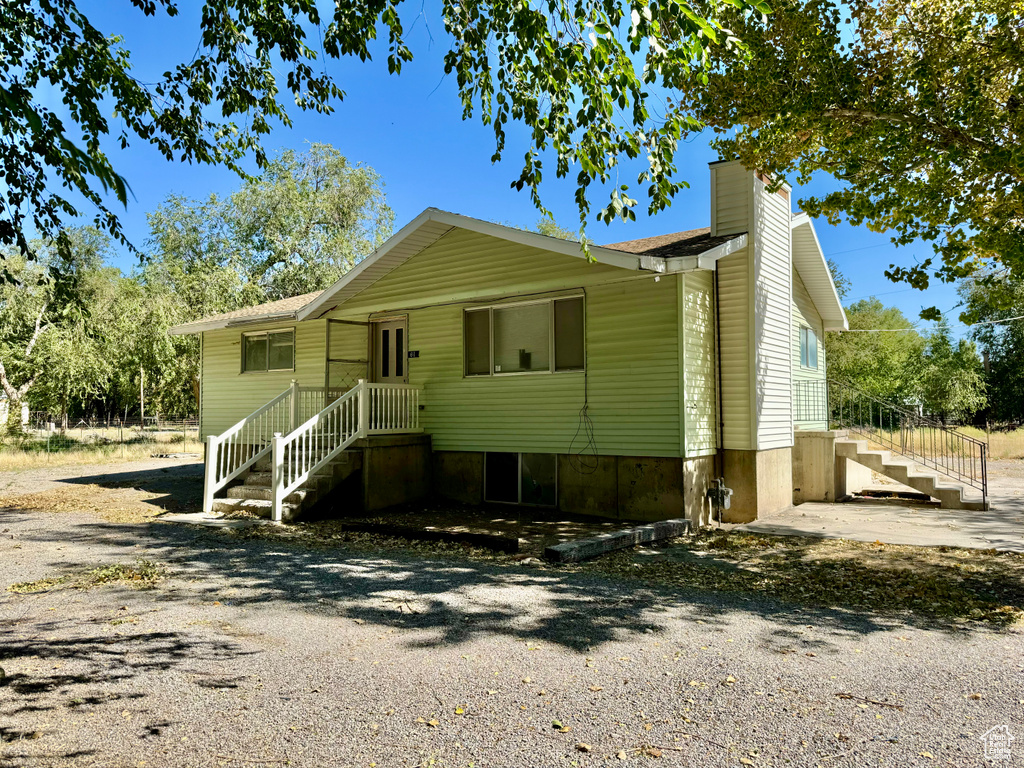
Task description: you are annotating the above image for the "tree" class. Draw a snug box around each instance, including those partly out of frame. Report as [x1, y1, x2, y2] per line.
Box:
[919, 319, 987, 423]
[229, 145, 393, 298]
[674, 0, 1024, 309]
[534, 218, 580, 242]
[961, 274, 1024, 422]
[0, 229, 112, 430]
[2, 0, 765, 270]
[825, 298, 924, 402]
[147, 144, 392, 303]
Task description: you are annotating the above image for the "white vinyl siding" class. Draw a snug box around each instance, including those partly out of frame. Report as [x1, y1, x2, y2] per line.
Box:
[681, 271, 718, 456]
[716, 247, 752, 450]
[711, 161, 751, 237]
[200, 321, 326, 437]
[792, 269, 827, 429]
[752, 176, 794, 450]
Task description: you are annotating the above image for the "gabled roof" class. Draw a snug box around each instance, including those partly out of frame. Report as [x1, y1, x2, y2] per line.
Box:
[296, 209, 743, 322]
[167, 291, 325, 336]
[168, 207, 801, 335]
[791, 212, 848, 331]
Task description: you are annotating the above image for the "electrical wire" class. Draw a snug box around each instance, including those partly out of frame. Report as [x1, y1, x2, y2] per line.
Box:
[568, 287, 599, 475]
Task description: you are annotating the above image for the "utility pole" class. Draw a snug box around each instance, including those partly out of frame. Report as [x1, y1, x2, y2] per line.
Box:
[140, 367, 145, 429]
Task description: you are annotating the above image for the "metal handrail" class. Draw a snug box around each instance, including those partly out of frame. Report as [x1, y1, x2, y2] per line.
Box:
[828, 379, 987, 506]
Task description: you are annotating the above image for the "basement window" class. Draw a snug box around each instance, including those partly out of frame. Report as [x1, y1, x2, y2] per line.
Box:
[242, 329, 295, 373]
[800, 326, 818, 369]
[464, 296, 584, 376]
[484, 452, 557, 506]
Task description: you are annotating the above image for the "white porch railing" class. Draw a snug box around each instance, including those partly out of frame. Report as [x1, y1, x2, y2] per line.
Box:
[366, 383, 421, 433]
[271, 380, 422, 522]
[202, 385, 296, 514]
[205, 379, 423, 521]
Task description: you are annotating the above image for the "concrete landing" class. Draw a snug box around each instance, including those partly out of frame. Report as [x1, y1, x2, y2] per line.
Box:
[733, 471, 1024, 552]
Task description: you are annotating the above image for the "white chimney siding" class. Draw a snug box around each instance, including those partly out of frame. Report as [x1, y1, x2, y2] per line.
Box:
[710, 161, 795, 452]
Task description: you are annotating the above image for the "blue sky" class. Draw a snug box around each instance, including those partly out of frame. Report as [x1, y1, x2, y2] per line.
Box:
[61, 1, 962, 330]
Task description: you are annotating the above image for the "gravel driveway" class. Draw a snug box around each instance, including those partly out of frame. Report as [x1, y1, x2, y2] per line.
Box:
[1, 462, 1022, 767]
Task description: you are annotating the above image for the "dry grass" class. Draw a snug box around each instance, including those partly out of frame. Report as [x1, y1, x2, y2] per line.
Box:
[852, 425, 1024, 461]
[0, 430, 202, 471]
[8, 560, 166, 594]
[960, 426, 1024, 460]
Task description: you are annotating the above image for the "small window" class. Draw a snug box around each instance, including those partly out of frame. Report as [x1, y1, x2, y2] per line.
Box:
[243, 329, 295, 372]
[800, 327, 818, 369]
[484, 452, 557, 506]
[464, 296, 584, 376]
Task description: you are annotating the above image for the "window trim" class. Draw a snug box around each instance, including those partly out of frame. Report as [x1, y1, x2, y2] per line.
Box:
[799, 325, 819, 370]
[463, 294, 585, 378]
[240, 326, 296, 374]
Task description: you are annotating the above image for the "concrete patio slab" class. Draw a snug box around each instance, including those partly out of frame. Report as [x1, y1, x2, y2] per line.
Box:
[733, 467, 1024, 552]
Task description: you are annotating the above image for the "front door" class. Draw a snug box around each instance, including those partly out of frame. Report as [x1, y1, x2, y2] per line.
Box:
[372, 318, 408, 384]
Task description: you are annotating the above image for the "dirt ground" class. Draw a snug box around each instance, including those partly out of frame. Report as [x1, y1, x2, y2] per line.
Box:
[0, 458, 203, 524]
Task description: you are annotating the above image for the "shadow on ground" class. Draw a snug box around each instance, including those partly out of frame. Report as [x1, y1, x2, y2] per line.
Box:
[5, 499, 1017, 663]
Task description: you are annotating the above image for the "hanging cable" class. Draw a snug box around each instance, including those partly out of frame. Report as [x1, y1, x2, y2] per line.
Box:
[568, 287, 598, 474]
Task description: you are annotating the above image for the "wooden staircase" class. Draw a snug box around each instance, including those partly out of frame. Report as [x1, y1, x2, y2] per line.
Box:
[836, 438, 987, 511]
[211, 451, 362, 522]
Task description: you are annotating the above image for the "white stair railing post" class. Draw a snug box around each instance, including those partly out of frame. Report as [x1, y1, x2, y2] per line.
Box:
[202, 435, 217, 515]
[271, 432, 285, 523]
[357, 379, 368, 438]
[289, 379, 300, 431]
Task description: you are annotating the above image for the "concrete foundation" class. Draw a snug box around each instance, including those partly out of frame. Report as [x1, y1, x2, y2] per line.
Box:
[432, 451, 484, 504]
[683, 455, 717, 528]
[792, 430, 871, 505]
[351, 434, 433, 512]
[722, 447, 793, 523]
[431, 451, 716, 524]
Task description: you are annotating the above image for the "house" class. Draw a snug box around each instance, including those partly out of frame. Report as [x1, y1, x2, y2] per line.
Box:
[170, 161, 850, 524]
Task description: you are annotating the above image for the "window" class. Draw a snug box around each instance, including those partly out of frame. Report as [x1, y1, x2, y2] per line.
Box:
[800, 326, 818, 369]
[484, 452, 557, 506]
[242, 329, 295, 372]
[464, 296, 584, 376]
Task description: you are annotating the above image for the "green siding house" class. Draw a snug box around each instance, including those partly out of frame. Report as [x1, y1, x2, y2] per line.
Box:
[171, 161, 847, 524]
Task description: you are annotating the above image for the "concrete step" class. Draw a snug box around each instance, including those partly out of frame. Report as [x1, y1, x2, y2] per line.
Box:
[242, 470, 332, 490]
[226, 485, 314, 505]
[836, 439, 986, 511]
[211, 497, 301, 522]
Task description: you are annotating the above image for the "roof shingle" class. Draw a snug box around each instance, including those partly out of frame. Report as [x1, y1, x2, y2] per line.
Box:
[603, 227, 744, 260]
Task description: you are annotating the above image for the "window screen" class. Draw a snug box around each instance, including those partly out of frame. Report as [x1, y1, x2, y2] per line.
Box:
[244, 334, 268, 372]
[554, 297, 584, 371]
[268, 331, 294, 371]
[493, 303, 549, 373]
[465, 309, 490, 375]
[243, 330, 295, 372]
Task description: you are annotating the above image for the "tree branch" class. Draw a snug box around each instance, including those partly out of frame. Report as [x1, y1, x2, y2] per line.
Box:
[24, 302, 49, 359]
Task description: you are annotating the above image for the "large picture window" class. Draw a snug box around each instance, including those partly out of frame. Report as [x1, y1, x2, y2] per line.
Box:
[464, 296, 584, 376]
[799, 326, 818, 369]
[242, 329, 295, 373]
